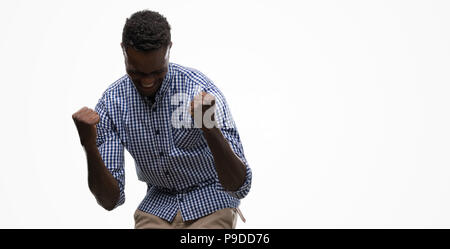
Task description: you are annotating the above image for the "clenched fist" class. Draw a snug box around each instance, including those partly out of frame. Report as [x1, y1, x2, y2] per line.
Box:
[190, 91, 217, 130]
[72, 107, 100, 147]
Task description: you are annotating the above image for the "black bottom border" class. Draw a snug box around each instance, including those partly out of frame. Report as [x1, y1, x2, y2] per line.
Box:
[0, 229, 448, 248]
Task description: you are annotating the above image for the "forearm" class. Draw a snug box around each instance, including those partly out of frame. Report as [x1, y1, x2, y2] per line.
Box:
[83, 143, 120, 211]
[202, 128, 246, 191]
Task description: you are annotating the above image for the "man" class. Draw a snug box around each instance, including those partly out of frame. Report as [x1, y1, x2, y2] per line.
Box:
[71, 10, 252, 229]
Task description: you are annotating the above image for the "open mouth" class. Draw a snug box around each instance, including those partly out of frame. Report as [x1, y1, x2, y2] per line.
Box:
[140, 82, 155, 89]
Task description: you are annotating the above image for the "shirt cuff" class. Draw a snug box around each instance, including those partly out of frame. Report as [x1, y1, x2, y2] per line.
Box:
[111, 182, 125, 210]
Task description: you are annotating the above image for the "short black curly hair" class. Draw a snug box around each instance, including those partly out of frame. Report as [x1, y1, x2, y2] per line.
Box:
[122, 10, 171, 51]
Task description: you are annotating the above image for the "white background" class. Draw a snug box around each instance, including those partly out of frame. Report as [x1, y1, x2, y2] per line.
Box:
[1, 0, 450, 228]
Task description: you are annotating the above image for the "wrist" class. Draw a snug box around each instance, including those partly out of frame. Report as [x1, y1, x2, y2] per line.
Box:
[201, 126, 219, 134]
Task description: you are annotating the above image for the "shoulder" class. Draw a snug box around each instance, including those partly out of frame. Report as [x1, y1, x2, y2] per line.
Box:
[169, 63, 228, 105]
[169, 62, 217, 93]
[171, 63, 229, 101]
[95, 75, 133, 117]
[170, 62, 212, 83]
[100, 75, 130, 101]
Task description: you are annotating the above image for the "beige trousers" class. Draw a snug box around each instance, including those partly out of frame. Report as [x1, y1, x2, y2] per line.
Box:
[134, 208, 238, 229]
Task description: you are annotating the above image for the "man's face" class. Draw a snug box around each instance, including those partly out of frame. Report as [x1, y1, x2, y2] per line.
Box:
[122, 42, 171, 97]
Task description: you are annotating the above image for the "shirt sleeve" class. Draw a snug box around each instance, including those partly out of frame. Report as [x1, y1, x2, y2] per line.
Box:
[212, 90, 252, 200]
[218, 127, 253, 199]
[94, 96, 125, 209]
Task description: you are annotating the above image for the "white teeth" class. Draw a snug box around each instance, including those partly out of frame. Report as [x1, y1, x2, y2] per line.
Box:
[142, 83, 154, 88]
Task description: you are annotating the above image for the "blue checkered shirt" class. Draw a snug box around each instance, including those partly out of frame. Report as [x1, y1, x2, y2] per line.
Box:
[94, 62, 252, 222]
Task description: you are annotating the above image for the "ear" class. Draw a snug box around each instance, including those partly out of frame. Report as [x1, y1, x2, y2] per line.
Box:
[165, 43, 172, 60]
[121, 43, 128, 57]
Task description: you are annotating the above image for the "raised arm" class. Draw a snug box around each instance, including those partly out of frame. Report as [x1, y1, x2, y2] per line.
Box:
[72, 106, 120, 210]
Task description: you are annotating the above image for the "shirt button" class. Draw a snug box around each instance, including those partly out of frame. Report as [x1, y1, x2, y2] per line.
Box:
[155, 130, 160, 135]
[178, 197, 183, 202]
[165, 170, 170, 176]
[152, 107, 157, 112]
[159, 152, 164, 157]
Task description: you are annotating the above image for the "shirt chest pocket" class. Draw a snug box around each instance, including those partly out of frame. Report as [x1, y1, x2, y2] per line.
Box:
[172, 127, 207, 149]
